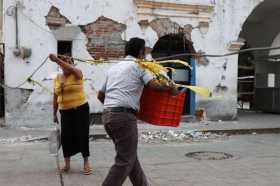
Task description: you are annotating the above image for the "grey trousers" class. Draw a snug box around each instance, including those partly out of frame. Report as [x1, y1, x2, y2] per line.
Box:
[102, 111, 149, 186]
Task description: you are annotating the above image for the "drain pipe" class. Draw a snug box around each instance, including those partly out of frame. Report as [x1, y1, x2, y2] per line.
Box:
[12, 1, 32, 59]
[13, 2, 20, 54]
[15, 2, 19, 49]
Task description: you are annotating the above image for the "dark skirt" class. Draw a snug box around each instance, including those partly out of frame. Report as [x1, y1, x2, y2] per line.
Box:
[60, 102, 90, 158]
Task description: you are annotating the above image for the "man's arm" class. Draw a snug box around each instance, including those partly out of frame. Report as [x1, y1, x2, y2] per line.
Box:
[97, 75, 108, 104]
[146, 79, 171, 91]
[146, 79, 177, 95]
[139, 65, 176, 92]
[97, 91, 105, 104]
[53, 93, 59, 123]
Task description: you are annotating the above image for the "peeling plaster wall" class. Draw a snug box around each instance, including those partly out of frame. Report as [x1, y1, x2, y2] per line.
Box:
[80, 16, 127, 59]
[192, 0, 263, 120]
[3, 0, 265, 127]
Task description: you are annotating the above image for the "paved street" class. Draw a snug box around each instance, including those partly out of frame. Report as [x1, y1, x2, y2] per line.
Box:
[0, 134, 279, 186]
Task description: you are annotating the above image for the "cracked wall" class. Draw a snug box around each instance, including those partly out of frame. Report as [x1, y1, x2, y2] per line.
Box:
[2, 0, 266, 126]
[150, 18, 182, 38]
[46, 6, 71, 28]
[147, 18, 209, 66]
[80, 16, 127, 59]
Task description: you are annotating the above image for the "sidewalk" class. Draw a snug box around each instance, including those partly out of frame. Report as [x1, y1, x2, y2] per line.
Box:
[94, 110, 280, 136]
[1, 110, 280, 142]
[0, 134, 279, 186]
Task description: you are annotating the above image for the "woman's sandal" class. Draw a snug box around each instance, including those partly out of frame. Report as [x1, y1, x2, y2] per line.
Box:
[83, 166, 92, 175]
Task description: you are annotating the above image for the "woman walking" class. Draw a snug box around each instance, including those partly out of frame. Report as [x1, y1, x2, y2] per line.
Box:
[50, 53, 92, 175]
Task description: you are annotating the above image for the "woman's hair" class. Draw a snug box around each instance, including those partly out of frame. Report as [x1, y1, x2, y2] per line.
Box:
[125, 38, 145, 58]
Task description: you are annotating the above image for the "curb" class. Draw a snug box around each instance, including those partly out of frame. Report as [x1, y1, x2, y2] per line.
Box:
[4, 127, 280, 143]
[201, 128, 280, 135]
[89, 127, 280, 139]
[22, 134, 110, 143]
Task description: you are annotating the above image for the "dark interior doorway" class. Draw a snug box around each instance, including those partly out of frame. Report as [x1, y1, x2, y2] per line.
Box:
[238, 0, 280, 112]
[57, 40, 72, 56]
[151, 33, 196, 114]
[237, 41, 255, 110]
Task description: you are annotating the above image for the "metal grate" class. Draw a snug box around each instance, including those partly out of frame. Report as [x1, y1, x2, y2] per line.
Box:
[185, 151, 234, 160]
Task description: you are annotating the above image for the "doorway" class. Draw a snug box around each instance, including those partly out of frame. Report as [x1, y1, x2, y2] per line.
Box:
[151, 33, 196, 114]
[238, 0, 280, 113]
[57, 40, 72, 56]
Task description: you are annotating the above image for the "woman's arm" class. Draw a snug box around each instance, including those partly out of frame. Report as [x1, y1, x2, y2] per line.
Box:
[49, 54, 83, 80]
[53, 93, 59, 123]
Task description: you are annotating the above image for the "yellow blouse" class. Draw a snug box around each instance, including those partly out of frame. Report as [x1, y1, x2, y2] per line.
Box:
[54, 74, 87, 110]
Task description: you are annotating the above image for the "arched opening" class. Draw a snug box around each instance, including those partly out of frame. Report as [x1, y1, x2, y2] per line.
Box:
[238, 0, 280, 113]
[151, 33, 197, 115]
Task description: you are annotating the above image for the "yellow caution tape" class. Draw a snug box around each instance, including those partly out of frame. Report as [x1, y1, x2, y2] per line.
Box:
[54, 56, 212, 97]
[177, 84, 212, 97]
[73, 58, 114, 64]
[135, 60, 211, 97]
[138, 61, 169, 76]
[28, 78, 53, 93]
[155, 60, 192, 70]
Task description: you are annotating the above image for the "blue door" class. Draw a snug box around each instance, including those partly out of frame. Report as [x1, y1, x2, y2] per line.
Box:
[186, 58, 196, 115]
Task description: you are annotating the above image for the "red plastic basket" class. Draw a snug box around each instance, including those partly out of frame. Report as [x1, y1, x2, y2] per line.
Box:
[137, 87, 186, 127]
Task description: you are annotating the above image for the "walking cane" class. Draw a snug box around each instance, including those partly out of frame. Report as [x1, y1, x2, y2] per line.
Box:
[48, 123, 65, 186]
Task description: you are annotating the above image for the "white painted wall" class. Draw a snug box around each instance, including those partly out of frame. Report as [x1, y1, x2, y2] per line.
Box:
[190, 0, 263, 119]
[3, 0, 265, 126]
[0, 0, 3, 42]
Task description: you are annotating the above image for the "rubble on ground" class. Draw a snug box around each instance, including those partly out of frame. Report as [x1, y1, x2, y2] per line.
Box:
[0, 129, 228, 145]
[0, 135, 46, 144]
[140, 130, 227, 143]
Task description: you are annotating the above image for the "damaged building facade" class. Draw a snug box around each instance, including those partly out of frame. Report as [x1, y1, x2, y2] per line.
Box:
[1, 0, 280, 127]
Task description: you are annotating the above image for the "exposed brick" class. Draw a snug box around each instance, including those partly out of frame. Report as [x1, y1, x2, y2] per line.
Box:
[46, 6, 71, 29]
[149, 18, 198, 60]
[80, 16, 127, 59]
[150, 18, 182, 38]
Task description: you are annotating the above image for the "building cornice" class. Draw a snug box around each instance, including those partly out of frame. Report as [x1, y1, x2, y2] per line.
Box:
[134, 0, 214, 22]
[134, 0, 214, 13]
